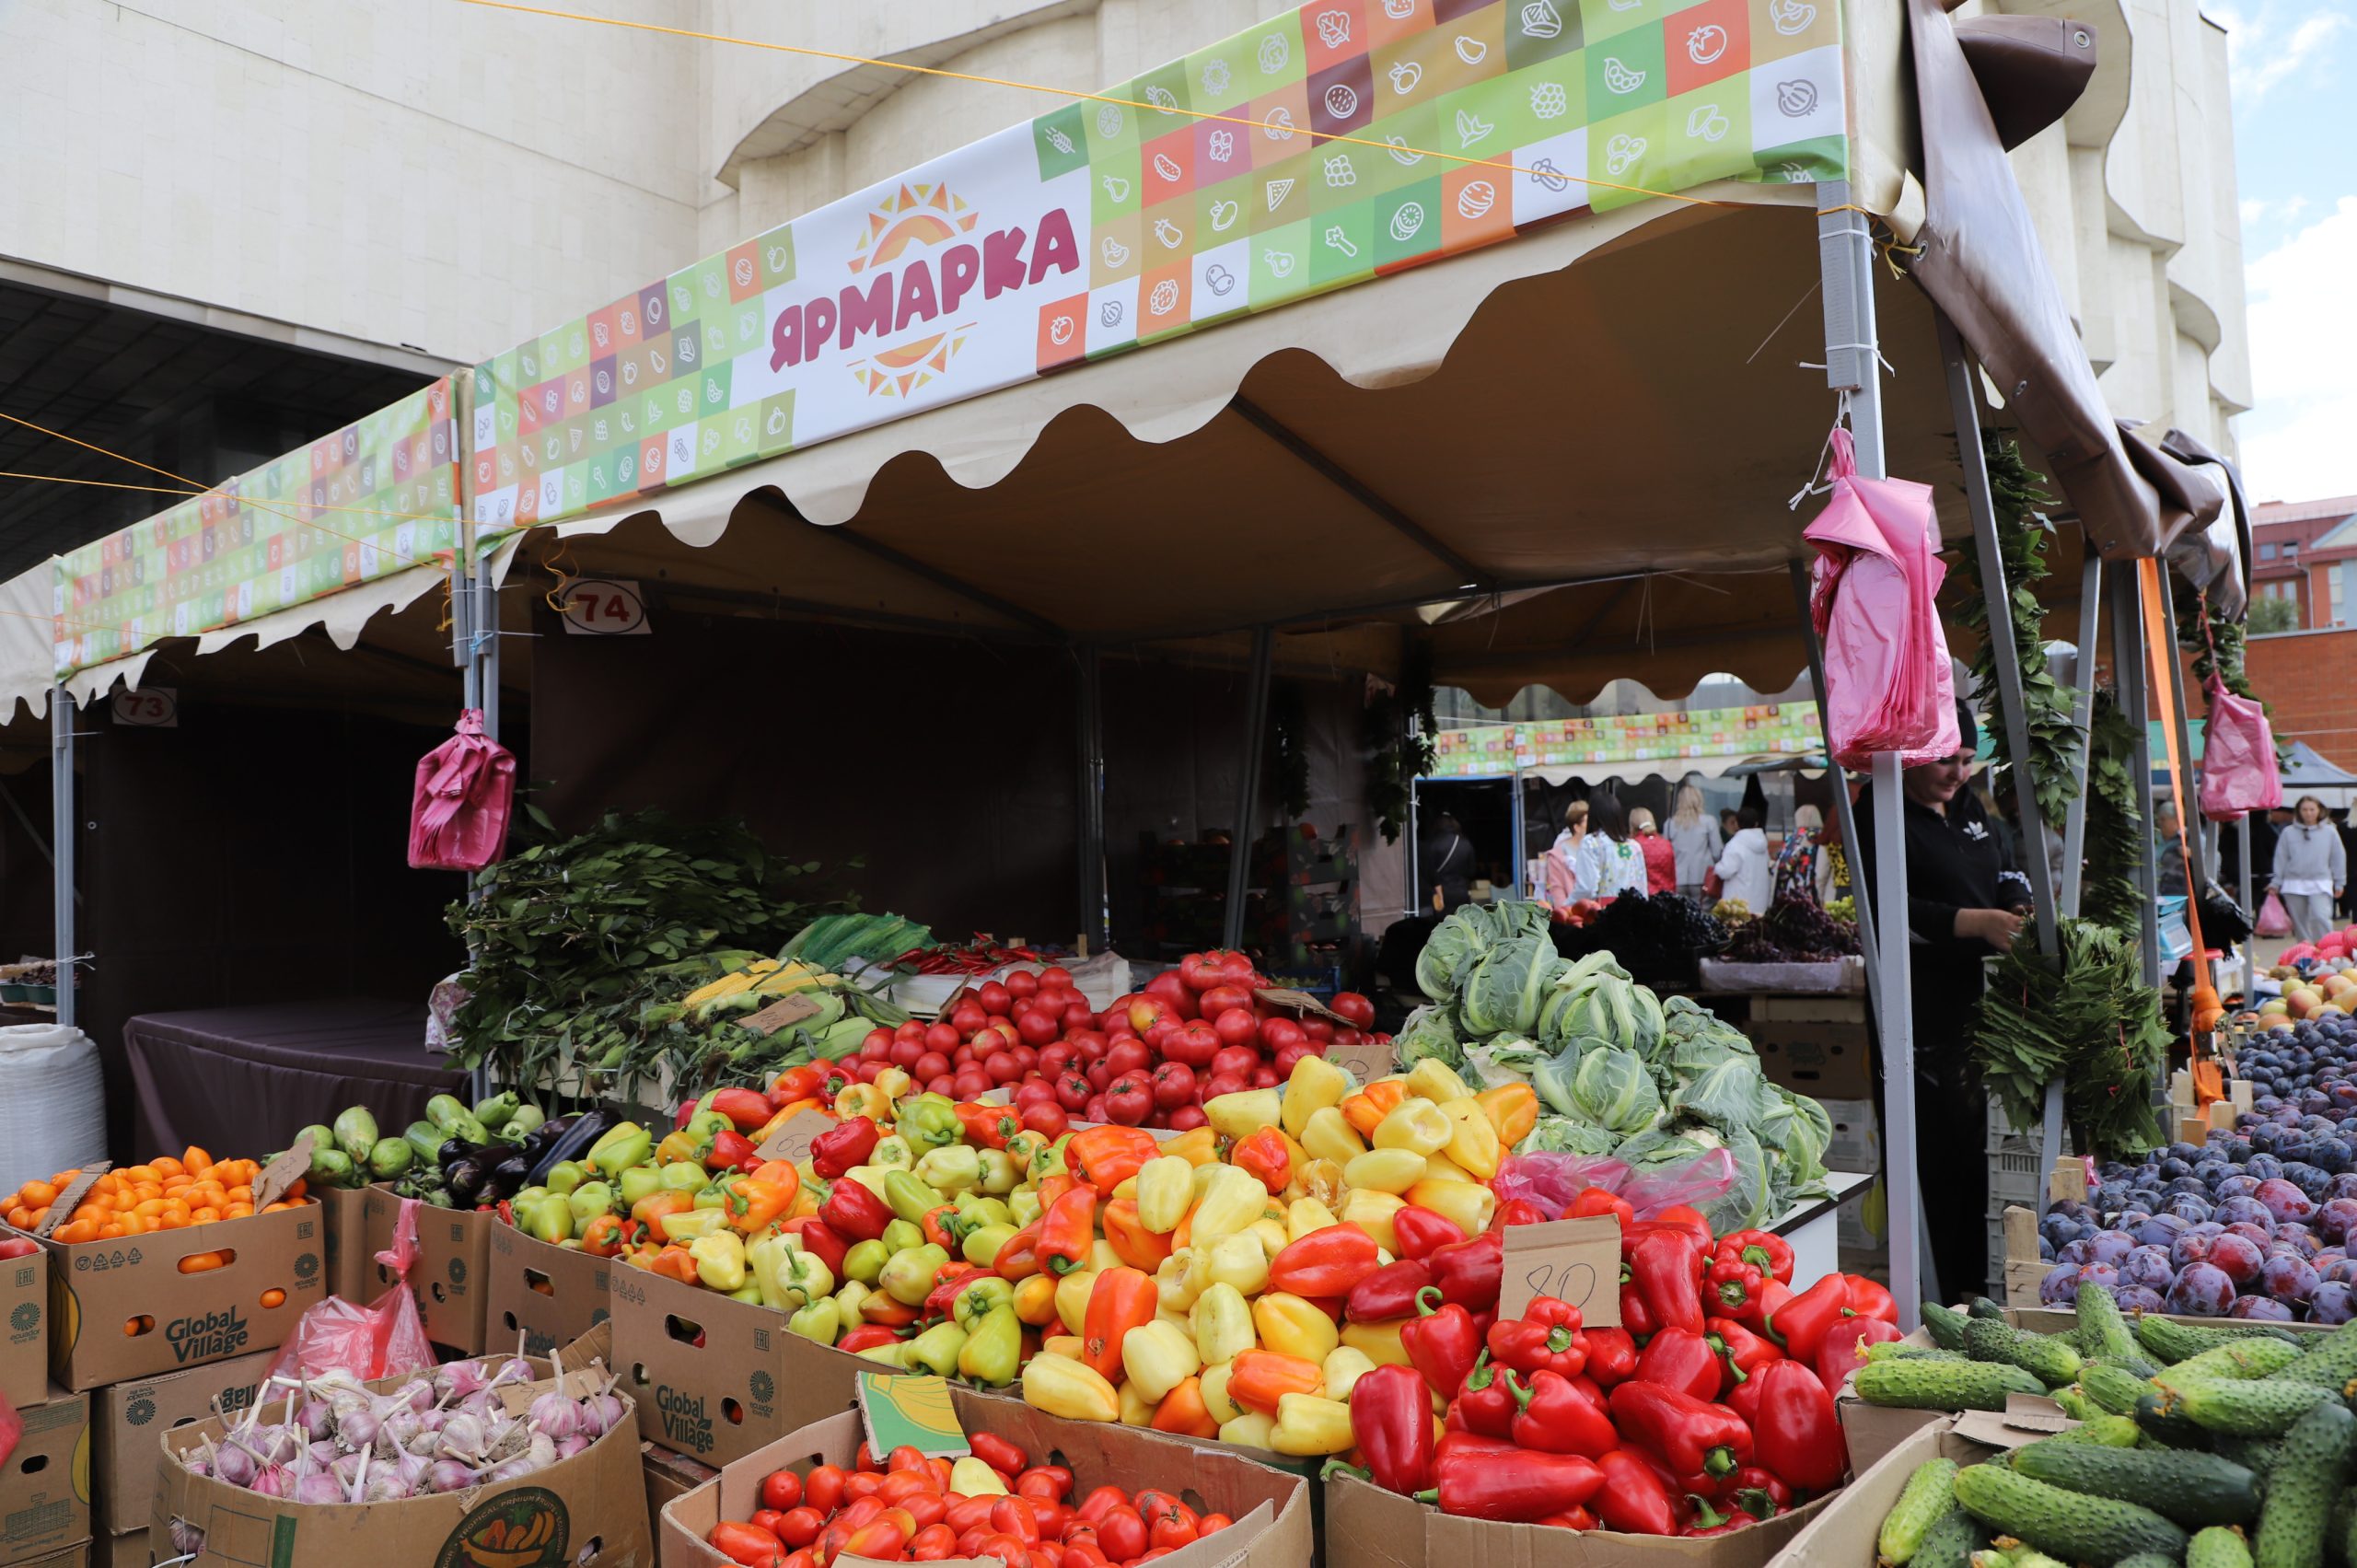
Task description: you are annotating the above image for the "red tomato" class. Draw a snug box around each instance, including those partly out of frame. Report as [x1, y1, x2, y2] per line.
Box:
[1104, 1073, 1155, 1125]
[953, 1069, 993, 1099]
[894, 1021, 926, 1044]
[923, 1022, 960, 1053]
[1330, 992, 1376, 1028]
[1210, 1045, 1260, 1080]
[1022, 1102, 1070, 1138]
[859, 1037, 892, 1063]
[1249, 1063, 1280, 1087]
[1016, 1008, 1061, 1047]
[1301, 1017, 1333, 1042]
[1105, 1038, 1152, 1079]
[913, 1051, 949, 1081]
[1202, 1071, 1248, 1100]
[926, 1074, 956, 1096]
[1126, 997, 1172, 1035]
[1055, 1072, 1094, 1112]
[949, 1001, 989, 1036]
[1039, 967, 1074, 990]
[775, 1507, 825, 1547]
[984, 1051, 1022, 1084]
[1005, 970, 1039, 999]
[1198, 983, 1256, 1017]
[1061, 1002, 1096, 1032]
[1150, 1061, 1198, 1109]
[1209, 1009, 1259, 1052]
[761, 1469, 805, 1512]
[1260, 1017, 1306, 1054]
[977, 980, 1013, 1015]
[1095, 1508, 1148, 1562]
[1272, 1043, 1312, 1079]
[1167, 1104, 1209, 1132]
[1160, 1020, 1219, 1067]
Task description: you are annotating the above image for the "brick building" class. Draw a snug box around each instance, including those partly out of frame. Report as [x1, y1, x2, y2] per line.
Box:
[2252, 495, 2357, 628]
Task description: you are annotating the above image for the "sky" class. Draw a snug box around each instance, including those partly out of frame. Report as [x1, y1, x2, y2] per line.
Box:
[2211, 0, 2357, 506]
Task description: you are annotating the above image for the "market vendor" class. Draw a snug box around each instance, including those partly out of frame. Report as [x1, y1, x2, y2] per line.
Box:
[1851, 699, 2033, 1299]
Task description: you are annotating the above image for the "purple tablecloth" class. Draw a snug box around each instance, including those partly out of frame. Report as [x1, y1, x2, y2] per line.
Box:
[123, 999, 465, 1156]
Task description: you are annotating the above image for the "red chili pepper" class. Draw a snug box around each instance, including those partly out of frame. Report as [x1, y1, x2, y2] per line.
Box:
[1713, 1228, 1795, 1285]
[1608, 1381, 1755, 1481]
[1341, 1363, 1434, 1494]
[1593, 1449, 1679, 1536]
[1635, 1326, 1727, 1401]
[1402, 1285, 1486, 1399]
[1765, 1272, 1854, 1363]
[1485, 1295, 1587, 1380]
[810, 1117, 879, 1179]
[1566, 1186, 1635, 1227]
[1706, 1317, 1783, 1390]
[1269, 1225, 1382, 1297]
[1753, 1360, 1846, 1493]
[1425, 1230, 1503, 1312]
[1817, 1314, 1904, 1392]
[1417, 1435, 1604, 1522]
[1842, 1273, 1899, 1325]
[1506, 1368, 1619, 1458]
[819, 1179, 893, 1242]
[1449, 1352, 1519, 1438]
[1039, 1186, 1098, 1275]
[1705, 1253, 1768, 1324]
[1626, 1230, 1705, 1338]
[1392, 1205, 1467, 1260]
[1684, 1496, 1761, 1537]
[1346, 1259, 1431, 1323]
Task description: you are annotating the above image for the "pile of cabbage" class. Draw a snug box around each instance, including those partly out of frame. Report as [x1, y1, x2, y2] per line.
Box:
[1399, 899, 1834, 1231]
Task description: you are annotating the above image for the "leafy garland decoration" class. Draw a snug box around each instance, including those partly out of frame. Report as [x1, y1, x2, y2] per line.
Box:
[1363, 641, 1438, 843]
[2081, 687, 2148, 937]
[1972, 914, 2171, 1156]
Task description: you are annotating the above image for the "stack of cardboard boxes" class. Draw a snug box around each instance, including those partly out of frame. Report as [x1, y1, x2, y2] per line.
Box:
[1745, 993, 1885, 1261]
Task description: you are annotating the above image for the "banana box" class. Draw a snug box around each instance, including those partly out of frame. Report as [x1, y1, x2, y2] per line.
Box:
[0, 1388, 89, 1567]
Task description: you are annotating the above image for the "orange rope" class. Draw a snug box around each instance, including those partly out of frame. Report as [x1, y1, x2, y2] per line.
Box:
[2140, 557, 2222, 1075]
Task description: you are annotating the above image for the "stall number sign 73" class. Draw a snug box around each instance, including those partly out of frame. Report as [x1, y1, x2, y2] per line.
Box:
[111, 687, 179, 727]
[561, 578, 650, 635]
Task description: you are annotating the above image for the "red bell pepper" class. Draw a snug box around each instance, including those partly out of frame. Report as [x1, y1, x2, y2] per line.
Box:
[1269, 1225, 1381, 1297]
[837, 1325, 902, 1354]
[1817, 1314, 1904, 1392]
[1627, 1230, 1705, 1337]
[1418, 1435, 1604, 1522]
[1393, 1205, 1465, 1260]
[1039, 1187, 1098, 1275]
[1583, 1325, 1639, 1388]
[1491, 1198, 1549, 1230]
[1843, 1273, 1899, 1324]
[1713, 1228, 1795, 1285]
[1765, 1272, 1853, 1363]
[1506, 1369, 1618, 1458]
[1635, 1327, 1726, 1401]
[1684, 1496, 1761, 1538]
[1566, 1186, 1635, 1227]
[1592, 1449, 1679, 1536]
[1753, 1360, 1846, 1493]
[1620, 1272, 1660, 1341]
[1232, 1128, 1292, 1194]
[777, 1216, 848, 1277]
[1403, 1285, 1485, 1399]
[1729, 1466, 1794, 1518]
[708, 1086, 775, 1132]
[1346, 1260, 1431, 1323]
[1485, 1295, 1587, 1379]
[1425, 1230, 1503, 1312]
[1064, 1126, 1161, 1193]
[1641, 1204, 1715, 1254]
[1608, 1382, 1755, 1481]
[819, 1178, 893, 1242]
[1705, 1252, 1768, 1324]
[1342, 1364, 1434, 1494]
[1706, 1317, 1782, 1390]
[810, 1117, 879, 1179]
[1450, 1353, 1519, 1438]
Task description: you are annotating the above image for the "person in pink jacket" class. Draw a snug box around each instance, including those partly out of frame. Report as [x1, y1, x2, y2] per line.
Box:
[1629, 807, 1678, 896]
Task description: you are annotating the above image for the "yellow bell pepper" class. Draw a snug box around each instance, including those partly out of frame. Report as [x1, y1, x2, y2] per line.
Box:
[834, 1082, 890, 1121]
[1155, 1249, 1202, 1314]
[871, 1067, 912, 1101]
[1203, 1088, 1282, 1141]
[1343, 1148, 1427, 1195]
[1190, 1283, 1258, 1366]
[1340, 1189, 1406, 1252]
[1246, 1216, 1290, 1260]
[1269, 1393, 1356, 1456]
[1417, 1153, 1475, 1184]
[1159, 1126, 1222, 1167]
[1299, 1107, 1367, 1167]
[1157, 1305, 1194, 1333]
[1476, 1082, 1539, 1146]
[1013, 1272, 1059, 1327]
[1403, 1059, 1473, 1105]
[1435, 1098, 1503, 1179]
[687, 1230, 748, 1293]
[1121, 1319, 1202, 1404]
[1219, 1411, 1275, 1450]
[1188, 1166, 1270, 1245]
[1055, 1268, 1098, 1337]
[1043, 1333, 1084, 1360]
[1281, 1056, 1351, 1141]
[1119, 1379, 1156, 1427]
[948, 1457, 1007, 1496]
[1341, 1317, 1411, 1367]
[1406, 1178, 1495, 1237]
[1253, 1291, 1340, 1365]
[1202, 1232, 1271, 1295]
[1200, 1360, 1242, 1423]
[1135, 1156, 1194, 1235]
[1284, 1197, 1338, 1243]
[1021, 1353, 1121, 1423]
[1322, 1346, 1377, 1402]
[1373, 1098, 1454, 1156]
[858, 1342, 911, 1366]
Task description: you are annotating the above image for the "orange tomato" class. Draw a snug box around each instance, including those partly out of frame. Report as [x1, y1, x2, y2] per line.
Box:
[52, 1220, 95, 1245]
[152, 1157, 184, 1178]
[191, 1207, 220, 1225]
[224, 1203, 253, 1220]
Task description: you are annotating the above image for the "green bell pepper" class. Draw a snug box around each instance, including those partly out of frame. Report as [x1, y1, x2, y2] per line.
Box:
[898, 1094, 963, 1151]
[905, 1319, 970, 1377]
[958, 1305, 1022, 1386]
[728, 1283, 763, 1304]
[658, 1162, 710, 1194]
[566, 1181, 615, 1226]
[588, 1121, 651, 1179]
[788, 1296, 842, 1343]
[750, 1233, 834, 1310]
[952, 1275, 1014, 1332]
[834, 1282, 871, 1321]
[878, 1242, 949, 1307]
[870, 1135, 915, 1171]
[1003, 1132, 1046, 1176]
[881, 1218, 924, 1255]
[544, 1161, 586, 1198]
[684, 1109, 733, 1144]
[884, 1170, 939, 1224]
[913, 1144, 981, 1196]
[842, 1239, 888, 1284]
[524, 1195, 572, 1245]
[1008, 1188, 1044, 1228]
[618, 1166, 663, 1208]
[659, 1208, 730, 1243]
[857, 1342, 911, 1367]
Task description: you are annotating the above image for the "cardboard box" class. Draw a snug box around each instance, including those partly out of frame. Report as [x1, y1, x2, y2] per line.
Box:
[150, 1358, 651, 1568]
[0, 1388, 90, 1567]
[361, 1188, 490, 1353]
[483, 1222, 609, 1358]
[12, 1550, 85, 1568]
[658, 1386, 1311, 1568]
[1750, 1021, 1874, 1099]
[30, 1202, 324, 1391]
[2, 1250, 45, 1409]
[641, 1444, 715, 1538]
[91, 1530, 145, 1568]
[612, 1264, 900, 1467]
[1778, 1410, 2101, 1568]
[1820, 1098, 1880, 1176]
[312, 1187, 371, 1307]
[94, 1349, 275, 1535]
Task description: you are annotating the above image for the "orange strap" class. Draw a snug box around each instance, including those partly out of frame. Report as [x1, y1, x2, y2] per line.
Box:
[2140, 559, 2223, 1086]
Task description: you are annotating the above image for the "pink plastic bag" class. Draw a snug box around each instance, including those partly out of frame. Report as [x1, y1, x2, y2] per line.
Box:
[2258, 889, 2293, 939]
[2200, 678, 2282, 821]
[264, 1198, 434, 1383]
[1804, 428, 1961, 769]
[1492, 1148, 1739, 1221]
[0, 1388, 19, 1469]
[408, 708, 515, 871]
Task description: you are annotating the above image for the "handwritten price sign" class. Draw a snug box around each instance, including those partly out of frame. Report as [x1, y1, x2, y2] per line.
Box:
[754, 1109, 835, 1164]
[1499, 1214, 1622, 1325]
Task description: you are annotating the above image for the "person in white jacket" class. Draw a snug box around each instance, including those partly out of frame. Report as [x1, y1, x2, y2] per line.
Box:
[2273, 796, 2348, 942]
[1712, 806, 1773, 911]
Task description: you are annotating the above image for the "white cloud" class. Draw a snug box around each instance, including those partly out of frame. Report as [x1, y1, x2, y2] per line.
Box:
[2236, 195, 2357, 503]
[2213, 2, 2349, 99]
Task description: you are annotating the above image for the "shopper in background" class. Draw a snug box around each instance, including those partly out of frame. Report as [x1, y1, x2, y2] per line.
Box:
[1543, 799, 1589, 906]
[1774, 804, 1827, 906]
[2154, 800, 2189, 900]
[2272, 795, 2346, 942]
[1718, 807, 1743, 846]
[1628, 807, 1678, 895]
[1579, 791, 1646, 898]
[1666, 781, 1724, 898]
[1418, 811, 1476, 912]
[2335, 807, 2357, 923]
[1711, 807, 1774, 910]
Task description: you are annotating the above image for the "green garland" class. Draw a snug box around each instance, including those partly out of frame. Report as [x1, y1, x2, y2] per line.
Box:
[2082, 688, 2147, 936]
[1972, 915, 2171, 1156]
[1363, 641, 1438, 843]
[1951, 434, 2083, 828]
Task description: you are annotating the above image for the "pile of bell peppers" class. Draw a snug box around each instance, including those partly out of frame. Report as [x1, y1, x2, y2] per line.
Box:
[1338, 1205, 1897, 1536]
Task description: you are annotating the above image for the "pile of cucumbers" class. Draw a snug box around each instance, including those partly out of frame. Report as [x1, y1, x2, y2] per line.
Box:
[1871, 1285, 2357, 1568]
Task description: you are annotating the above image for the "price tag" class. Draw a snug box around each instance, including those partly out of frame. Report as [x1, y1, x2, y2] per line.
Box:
[253, 1133, 313, 1212]
[110, 687, 178, 727]
[857, 1372, 969, 1458]
[1254, 986, 1350, 1023]
[755, 1109, 836, 1164]
[560, 576, 651, 635]
[1499, 1214, 1621, 1325]
[1325, 1036, 1393, 1085]
[740, 993, 826, 1037]
[32, 1162, 111, 1238]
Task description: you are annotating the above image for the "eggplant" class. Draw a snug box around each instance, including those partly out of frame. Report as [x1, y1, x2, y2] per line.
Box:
[474, 1153, 535, 1206]
[527, 1109, 617, 1185]
[443, 1156, 490, 1207]
[438, 1137, 483, 1170]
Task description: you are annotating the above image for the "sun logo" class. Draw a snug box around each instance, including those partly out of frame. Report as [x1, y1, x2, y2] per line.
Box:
[844, 181, 985, 398]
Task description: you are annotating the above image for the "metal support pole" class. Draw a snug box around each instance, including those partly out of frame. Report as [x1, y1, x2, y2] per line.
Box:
[2157, 588, 2206, 909]
[2239, 815, 2256, 1001]
[2111, 565, 2164, 986]
[1790, 562, 1883, 1018]
[1075, 645, 1107, 952]
[474, 556, 500, 741]
[50, 686, 75, 1030]
[2058, 555, 2104, 917]
[1223, 625, 1276, 952]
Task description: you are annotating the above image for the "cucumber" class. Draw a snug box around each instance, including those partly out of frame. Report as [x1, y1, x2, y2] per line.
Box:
[2112, 1555, 2179, 1568]
[1855, 1358, 2051, 1411]
[2254, 1400, 2356, 1568]
[2010, 1440, 2260, 1526]
[1968, 1296, 2011, 1320]
[2141, 1317, 2304, 1364]
[1880, 1458, 1961, 1564]
[1953, 1463, 2190, 1562]
[1871, 1343, 1971, 1364]
[2336, 1491, 2354, 1568]
[2045, 1414, 2145, 1449]
[2189, 1524, 2255, 1568]
[2280, 1320, 2357, 1391]
[2171, 1339, 2306, 1382]
[2165, 1376, 2344, 1437]
[2078, 1283, 2145, 1363]
[2138, 1388, 2218, 1450]
[1966, 1317, 2084, 1388]
[2084, 1363, 2159, 1416]
[2050, 1386, 2101, 1422]
[1924, 1301, 1974, 1352]
[1919, 1502, 1984, 1568]
[1968, 1551, 2012, 1568]
[2212, 1436, 2283, 1476]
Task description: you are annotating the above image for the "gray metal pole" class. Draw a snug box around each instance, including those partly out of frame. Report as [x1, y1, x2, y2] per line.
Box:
[1789, 562, 1882, 1016]
[2111, 565, 2164, 985]
[474, 556, 500, 741]
[1223, 625, 1275, 951]
[2058, 555, 2104, 917]
[1075, 645, 1107, 952]
[2157, 588, 2206, 916]
[2240, 814, 2256, 1001]
[50, 686, 75, 1030]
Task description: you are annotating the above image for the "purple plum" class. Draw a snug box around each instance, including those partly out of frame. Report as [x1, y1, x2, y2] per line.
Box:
[2211, 1233, 2267, 1285]
[2227, 1221, 2276, 1248]
[2261, 1253, 2321, 1304]
[2121, 1246, 2177, 1292]
[2166, 1261, 2238, 1315]
[2258, 1178, 2319, 1223]
[2115, 1285, 2166, 1314]
[2229, 1295, 2297, 1320]
[2078, 1261, 2121, 1294]
[2087, 1231, 2137, 1266]
[2172, 1231, 2217, 1271]
[2216, 1196, 2273, 1228]
[2319, 1198, 2357, 1242]
[2313, 1281, 2357, 1324]
[2039, 1263, 2084, 1307]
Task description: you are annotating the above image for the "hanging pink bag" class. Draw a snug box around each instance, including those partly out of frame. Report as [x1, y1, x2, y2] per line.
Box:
[1804, 427, 1961, 769]
[407, 709, 515, 870]
[2198, 603, 2282, 823]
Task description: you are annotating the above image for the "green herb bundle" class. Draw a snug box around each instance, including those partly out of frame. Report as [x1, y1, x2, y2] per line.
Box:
[1952, 434, 2082, 828]
[2082, 689, 2147, 936]
[1973, 915, 2170, 1156]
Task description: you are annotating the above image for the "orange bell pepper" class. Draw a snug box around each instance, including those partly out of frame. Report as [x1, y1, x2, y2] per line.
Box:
[1151, 1376, 1221, 1439]
[770, 1063, 830, 1104]
[646, 1247, 700, 1285]
[993, 1221, 1043, 1282]
[954, 1102, 1010, 1150]
[1100, 1197, 1172, 1271]
[727, 1162, 800, 1235]
[633, 1191, 693, 1236]
[1065, 1127, 1160, 1193]
[1342, 1080, 1407, 1140]
[1232, 1129, 1291, 1195]
[1079, 1266, 1157, 1381]
[921, 1204, 958, 1250]
[752, 1098, 823, 1148]
[1226, 1350, 1324, 1415]
[580, 1215, 626, 1257]
[1039, 1187, 1098, 1276]
[1476, 1084, 1538, 1147]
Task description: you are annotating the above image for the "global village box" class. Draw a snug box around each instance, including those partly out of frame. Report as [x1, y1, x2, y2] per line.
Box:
[1, 1248, 46, 1408]
[484, 1221, 610, 1359]
[93, 1347, 275, 1535]
[362, 1188, 491, 1354]
[0, 1388, 90, 1568]
[311, 1186, 371, 1307]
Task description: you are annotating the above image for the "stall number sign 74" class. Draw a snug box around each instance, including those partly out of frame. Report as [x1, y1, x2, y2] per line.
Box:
[561, 577, 650, 635]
